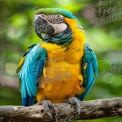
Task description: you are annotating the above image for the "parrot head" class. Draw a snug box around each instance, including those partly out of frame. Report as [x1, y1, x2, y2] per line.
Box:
[34, 8, 84, 45]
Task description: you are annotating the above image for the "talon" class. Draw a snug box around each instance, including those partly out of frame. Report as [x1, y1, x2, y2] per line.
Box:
[34, 100, 54, 119]
[40, 100, 54, 110]
[65, 97, 81, 115]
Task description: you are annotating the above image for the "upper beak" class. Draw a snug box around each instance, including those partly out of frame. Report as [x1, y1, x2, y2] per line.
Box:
[34, 15, 54, 39]
[34, 15, 46, 39]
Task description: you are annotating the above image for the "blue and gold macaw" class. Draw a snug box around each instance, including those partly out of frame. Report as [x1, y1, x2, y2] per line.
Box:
[17, 8, 98, 108]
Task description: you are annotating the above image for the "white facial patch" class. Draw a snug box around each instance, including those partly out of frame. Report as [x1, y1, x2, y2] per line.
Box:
[49, 23, 67, 34]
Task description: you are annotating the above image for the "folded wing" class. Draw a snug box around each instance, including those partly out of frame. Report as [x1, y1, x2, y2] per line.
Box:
[17, 44, 47, 106]
[76, 44, 98, 100]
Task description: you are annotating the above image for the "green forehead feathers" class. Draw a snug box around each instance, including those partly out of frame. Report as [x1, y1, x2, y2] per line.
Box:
[35, 8, 82, 26]
[35, 8, 77, 19]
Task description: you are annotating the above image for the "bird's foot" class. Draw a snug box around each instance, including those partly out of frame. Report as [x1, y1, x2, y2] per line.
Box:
[65, 97, 81, 115]
[34, 100, 54, 119]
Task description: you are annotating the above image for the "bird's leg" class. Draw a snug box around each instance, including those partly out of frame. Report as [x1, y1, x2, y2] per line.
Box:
[65, 97, 81, 115]
[34, 100, 54, 119]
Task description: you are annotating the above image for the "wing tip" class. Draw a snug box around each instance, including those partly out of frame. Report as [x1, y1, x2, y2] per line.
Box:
[22, 96, 34, 106]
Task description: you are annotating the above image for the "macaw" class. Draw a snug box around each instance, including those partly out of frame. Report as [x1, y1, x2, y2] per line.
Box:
[17, 8, 98, 109]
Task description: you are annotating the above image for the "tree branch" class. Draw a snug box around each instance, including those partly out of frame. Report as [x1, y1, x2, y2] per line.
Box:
[0, 97, 122, 122]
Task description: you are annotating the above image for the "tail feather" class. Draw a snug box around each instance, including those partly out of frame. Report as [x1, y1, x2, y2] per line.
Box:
[22, 95, 34, 106]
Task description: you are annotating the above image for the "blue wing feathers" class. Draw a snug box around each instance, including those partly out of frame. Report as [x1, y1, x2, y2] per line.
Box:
[17, 43, 47, 106]
[21, 77, 26, 98]
[77, 44, 98, 100]
[87, 62, 94, 87]
[22, 96, 33, 106]
[92, 55, 98, 77]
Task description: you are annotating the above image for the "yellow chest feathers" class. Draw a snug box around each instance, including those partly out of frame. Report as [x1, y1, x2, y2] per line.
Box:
[41, 42, 83, 64]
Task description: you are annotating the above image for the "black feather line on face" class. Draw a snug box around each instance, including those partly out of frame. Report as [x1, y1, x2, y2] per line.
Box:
[43, 26, 73, 46]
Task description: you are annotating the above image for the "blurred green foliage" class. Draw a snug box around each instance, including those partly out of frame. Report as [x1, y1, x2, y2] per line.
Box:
[0, 0, 122, 122]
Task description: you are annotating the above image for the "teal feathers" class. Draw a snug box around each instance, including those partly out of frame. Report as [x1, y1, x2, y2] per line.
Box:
[76, 44, 98, 100]
[17, 44, 47, 106]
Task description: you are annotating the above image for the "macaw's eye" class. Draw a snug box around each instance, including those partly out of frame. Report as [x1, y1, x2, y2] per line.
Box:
[55, 14, 64, 19]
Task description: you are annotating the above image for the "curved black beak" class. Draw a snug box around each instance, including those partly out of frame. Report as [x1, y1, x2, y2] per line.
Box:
[34, 15, 54, 40]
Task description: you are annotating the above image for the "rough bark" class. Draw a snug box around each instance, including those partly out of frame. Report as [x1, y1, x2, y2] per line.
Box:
[0, 97, 122, 122]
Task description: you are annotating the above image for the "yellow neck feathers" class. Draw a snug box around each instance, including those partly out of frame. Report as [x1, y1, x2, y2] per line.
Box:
[64, 18, 86, 49]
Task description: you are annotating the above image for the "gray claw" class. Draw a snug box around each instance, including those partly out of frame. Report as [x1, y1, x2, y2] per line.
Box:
[38, 100, 54, 119]
[65, 97, 81, 115]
